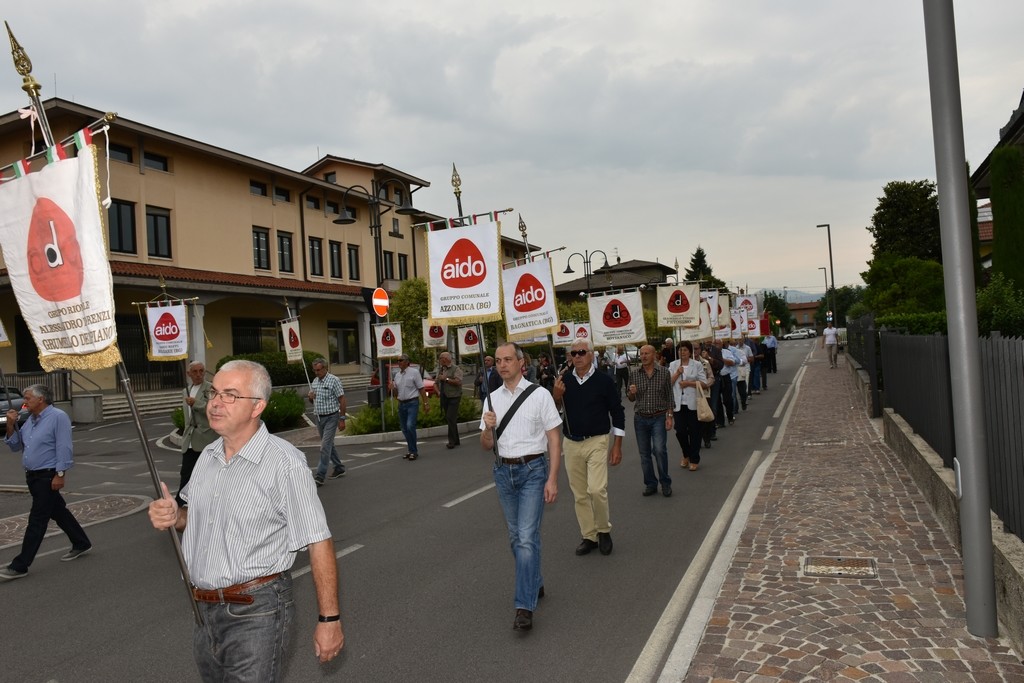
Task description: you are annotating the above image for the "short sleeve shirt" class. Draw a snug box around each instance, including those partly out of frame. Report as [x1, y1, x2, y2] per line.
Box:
[311, 372, 345, 415]
[479, 376, 561, 458]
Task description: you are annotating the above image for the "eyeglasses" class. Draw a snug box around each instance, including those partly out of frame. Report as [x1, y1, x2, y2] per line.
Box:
[203, 388, 262, 404]
[569, 350, 590, 357]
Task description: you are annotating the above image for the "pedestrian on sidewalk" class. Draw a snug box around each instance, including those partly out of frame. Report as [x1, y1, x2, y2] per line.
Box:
[389, 355, 428, 461]
[552, 339, 625, 557]
[177, 360, 215, 507]
[822, 321, 839, 368]
[436, 352, 464, 449]
[627, 344, 674, 497]
[763, 331, 778, 374]
[480, 342, 562, 632]
[1, 384, 92, 581]
[669, 341, 708, 471]
[308, 357, 347, 486]
[149, 360, 344, 679]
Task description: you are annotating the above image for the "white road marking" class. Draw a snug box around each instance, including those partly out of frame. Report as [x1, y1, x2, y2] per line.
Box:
[761, 426, 774, 441]
[291, 544, 364, 578]
[443, 483, 495, 508]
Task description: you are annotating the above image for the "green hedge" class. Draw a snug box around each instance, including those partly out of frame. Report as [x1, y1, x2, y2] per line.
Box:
[215, 351, 326, 386]
[875, 312, 947, 336]
[172, 390, 305, 435]
[345, 395, 480, 435]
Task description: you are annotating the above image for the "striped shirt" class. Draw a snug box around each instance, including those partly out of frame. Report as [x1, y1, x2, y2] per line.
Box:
[311, 372, 345, 416]
[629, 364, 673, 414]
[180, 423, 331, 589]
[478, 376, 562, 458]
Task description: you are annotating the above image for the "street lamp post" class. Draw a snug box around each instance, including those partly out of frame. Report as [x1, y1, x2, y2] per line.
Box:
[818, 267, 829, 325]
[334, 179, 418, 423]
[564, 250, 610, 296]
[817, 223, 836, 323]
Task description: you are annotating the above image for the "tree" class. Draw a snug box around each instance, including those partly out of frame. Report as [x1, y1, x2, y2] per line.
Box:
[866, 180, 942, 263]
[813, 285, 865, 326]
[991, 145, 1024, 289]
[683, 246, 727, 290]
[860, 255, 945, 317]
[761, 290, 794, 333]
[388, 278, 430, 365]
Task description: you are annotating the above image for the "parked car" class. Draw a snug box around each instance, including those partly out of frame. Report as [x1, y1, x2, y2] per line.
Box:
[0, 386, 31, 427]
[801, 328, 817, 337]
[782, 329, 811, 340]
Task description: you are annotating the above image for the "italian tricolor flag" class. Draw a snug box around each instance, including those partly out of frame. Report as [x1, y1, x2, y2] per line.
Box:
[73, 128, 93, 151]
[45, 144, 68, 164]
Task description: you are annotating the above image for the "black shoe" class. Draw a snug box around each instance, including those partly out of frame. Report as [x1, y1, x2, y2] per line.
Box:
[329, 467, 346, 479]
[598, 532, 613, 556]
[662, 486, 672, 497]
[446, 443, 457, 449]
[642, 487, 657, 497]
[575, 538, 599, 556]
[314, 474, 325, 488]
[710, 435, 718, 441]
[703, 439, 712, 448]
[61, 546, 92, 562]
[538, 586, 545, 599]
[513, 609, 533, 631]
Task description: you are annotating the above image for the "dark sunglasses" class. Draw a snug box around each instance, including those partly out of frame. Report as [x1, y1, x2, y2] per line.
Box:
[569, 350, 589, 357]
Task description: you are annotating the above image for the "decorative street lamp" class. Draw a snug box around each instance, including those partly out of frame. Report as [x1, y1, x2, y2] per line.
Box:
[818, 267, 830, 324]
[564, 250, 609, 296]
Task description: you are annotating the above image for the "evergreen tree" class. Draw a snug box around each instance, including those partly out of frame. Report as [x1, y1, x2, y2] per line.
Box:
[866, 180, 942, 263]
[684, 246, 726, 290]
[761, 290, 795, 333]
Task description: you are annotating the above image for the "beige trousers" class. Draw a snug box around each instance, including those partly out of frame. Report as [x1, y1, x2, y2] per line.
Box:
[564, 434, 611, 541]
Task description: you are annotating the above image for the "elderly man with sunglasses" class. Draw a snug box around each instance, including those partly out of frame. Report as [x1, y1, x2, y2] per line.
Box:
[149, 360, 343, 681]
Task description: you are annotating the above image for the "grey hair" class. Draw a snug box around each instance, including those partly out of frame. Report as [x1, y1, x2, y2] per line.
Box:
[24, 384, 53, 405]
[311, 357, 328, 369]
[219, 360, 272, 400]
[570, 338, 594, 352]
[187, 360, 205, 371]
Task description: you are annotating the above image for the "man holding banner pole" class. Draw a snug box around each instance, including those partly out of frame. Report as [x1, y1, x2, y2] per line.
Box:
[308, 358, 347, 486]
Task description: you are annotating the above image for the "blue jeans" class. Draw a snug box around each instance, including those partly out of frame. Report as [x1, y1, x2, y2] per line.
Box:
[316, 412, 344, 478]
[750, 361, 762, 391]
[634, 414, 670, 490]
[193, 573, 295, 683]
[398, 400, 420, 455]
[493, 457, 548, 612]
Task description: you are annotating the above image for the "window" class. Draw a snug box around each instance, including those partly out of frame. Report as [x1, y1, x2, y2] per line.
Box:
[382, 250, 395, 280]
[398, 253, 409, 280]
[329, 241, 343, 278]
[231, 318, 282, 354]
[273, 186, 291, 202]
[250, 180, 268, 196]
[143, 151, 169, 172]
[108, 143, 133, 163]
[108, 200, 136, 254]
[146, 206, 172, 258]
[278, 232, 293, 273]
[347, 245, 360, 281]
[389, 217, 402, 237]
[393, 188, 403, 206]
[305, 196, 320, 210]
[324, 171, 336, 184]
[309, 237, 323, 277]
[327, 322, 360, 365]
[326, 200, 340, 215]
[253, 228, 270, 270]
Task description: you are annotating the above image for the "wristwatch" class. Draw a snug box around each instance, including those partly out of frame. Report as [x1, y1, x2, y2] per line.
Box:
[56, 471, 65, 477]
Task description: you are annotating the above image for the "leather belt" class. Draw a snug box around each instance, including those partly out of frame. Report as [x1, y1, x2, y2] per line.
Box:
[636, 409, 668, 417]
[27, 468, 57, 477]
[399, 398, 419, 404]
[565, 434, 603, 442]
[317, 411, 339, 418]
[500, 453, 544, 465]
[192, 573, 282, 604]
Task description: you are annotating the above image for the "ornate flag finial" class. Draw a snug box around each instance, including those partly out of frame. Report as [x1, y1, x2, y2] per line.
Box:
[450, 163, 462, 197]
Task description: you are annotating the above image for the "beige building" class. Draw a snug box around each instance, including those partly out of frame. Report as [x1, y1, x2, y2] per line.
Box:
[0, 98, 443, 392]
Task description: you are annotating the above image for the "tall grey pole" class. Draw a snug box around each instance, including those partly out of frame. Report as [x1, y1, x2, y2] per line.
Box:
[922, 0, 996, 637]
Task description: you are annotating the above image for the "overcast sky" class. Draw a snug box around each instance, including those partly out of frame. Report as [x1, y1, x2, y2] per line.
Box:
[3, 1, 1022, 298]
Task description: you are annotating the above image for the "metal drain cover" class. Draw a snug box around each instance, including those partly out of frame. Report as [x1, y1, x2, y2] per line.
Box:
[802, 440, 847, 448]
[803, 556, 877, 578]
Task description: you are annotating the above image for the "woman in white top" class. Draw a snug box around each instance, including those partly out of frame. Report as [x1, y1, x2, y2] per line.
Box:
[669, 340, 708, 471]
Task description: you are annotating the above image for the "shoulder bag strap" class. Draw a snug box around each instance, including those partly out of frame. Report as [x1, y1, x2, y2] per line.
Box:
[493, 384, 540, 457]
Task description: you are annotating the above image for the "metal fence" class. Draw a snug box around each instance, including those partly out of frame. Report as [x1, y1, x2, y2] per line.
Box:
[879, 330, 1024, 540]
[846, 314, 882, 417]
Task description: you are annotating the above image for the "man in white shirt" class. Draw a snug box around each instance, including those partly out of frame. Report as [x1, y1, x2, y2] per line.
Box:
[822, 322, 840, 368]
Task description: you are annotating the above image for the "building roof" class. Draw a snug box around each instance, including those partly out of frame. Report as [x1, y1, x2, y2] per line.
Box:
[971, 89, 1024, 199]
[556, 258, 678, 295]
[978, 202, 993, 243]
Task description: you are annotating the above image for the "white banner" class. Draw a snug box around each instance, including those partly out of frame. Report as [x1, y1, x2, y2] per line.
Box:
[374, 323, 403, 358]
[502, 258, 560, 341]
[552, 322, 575, 347]
[574, 322, 592, 343]
[587, 291, 646, 346]
[281, 319, 303, 363]
[0, 144, 119, 370]
[656, 283, 700, 328]
[457, 326, 484, 356]
[701, 290, 718, 330]
[718, 294, 731, 328]
[421, 319, 449, 349]
[147, 304, 188, 360]
[730, 308, 747, 340]
[426, 220, 502, 324]
[735, 294, 758, 319]
[679, 301, 714, 342]
[0, 318, 9, 348]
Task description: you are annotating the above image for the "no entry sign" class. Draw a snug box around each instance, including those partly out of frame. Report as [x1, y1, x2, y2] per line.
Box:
[372, 287, 390, 317]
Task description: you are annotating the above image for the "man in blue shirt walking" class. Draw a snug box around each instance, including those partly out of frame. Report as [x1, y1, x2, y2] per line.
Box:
[1, 384, 91, 580]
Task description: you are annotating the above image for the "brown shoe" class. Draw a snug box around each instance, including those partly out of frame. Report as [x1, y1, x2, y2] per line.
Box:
[513, 608, 533, 631]
[689, 463, 699, 471]
[680, 457, 690, 469]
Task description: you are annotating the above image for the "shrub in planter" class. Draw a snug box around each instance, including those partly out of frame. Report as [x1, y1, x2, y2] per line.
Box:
[260, 389, 306, 433]
[171, 407, 185, 433]
[345, 395, 480, 435]
[215, 351, 327, 386]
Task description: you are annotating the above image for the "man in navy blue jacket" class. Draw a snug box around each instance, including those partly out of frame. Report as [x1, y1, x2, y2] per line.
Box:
[552, 339, 625, 556]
